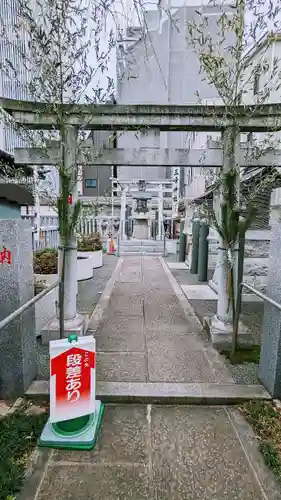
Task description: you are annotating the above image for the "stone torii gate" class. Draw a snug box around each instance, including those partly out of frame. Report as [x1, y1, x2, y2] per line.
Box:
[14, 144, 281, 168]
[112, 180, 173, 241]
[1, 97, 281, 346]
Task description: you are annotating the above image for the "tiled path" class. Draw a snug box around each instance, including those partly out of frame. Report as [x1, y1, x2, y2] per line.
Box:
[94, 256, 234, 385]
[21, 256, 280, 499]
[21, 404, 281, 500]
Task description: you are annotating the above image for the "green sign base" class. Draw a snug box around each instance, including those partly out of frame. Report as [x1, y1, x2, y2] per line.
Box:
[38, 400, 104, 451]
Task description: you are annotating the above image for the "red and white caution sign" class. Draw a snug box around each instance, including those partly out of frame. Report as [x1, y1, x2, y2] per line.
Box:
[50, 335, 96, 423]
[0, 247, 12, 265]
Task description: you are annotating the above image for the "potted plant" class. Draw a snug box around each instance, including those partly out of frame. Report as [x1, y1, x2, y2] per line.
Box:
[77, 232, 103, 269]
[33, 248, 58, 285]
[34, 246, 93, 283]
[33, 248, 59, 336]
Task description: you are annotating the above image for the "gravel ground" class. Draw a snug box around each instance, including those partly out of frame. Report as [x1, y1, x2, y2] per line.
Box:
[37, 255, 118, 380]
[226, 361, 260, 385]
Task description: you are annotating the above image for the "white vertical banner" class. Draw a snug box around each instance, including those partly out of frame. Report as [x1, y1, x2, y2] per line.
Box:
[172, 167, 180, 217]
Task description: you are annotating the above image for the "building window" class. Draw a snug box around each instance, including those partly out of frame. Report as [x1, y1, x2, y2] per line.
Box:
[85, 179, 97, 188]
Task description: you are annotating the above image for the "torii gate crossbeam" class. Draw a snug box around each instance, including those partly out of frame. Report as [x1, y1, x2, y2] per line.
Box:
[1, 98, 281, 132]
[14, 146, 281, 168]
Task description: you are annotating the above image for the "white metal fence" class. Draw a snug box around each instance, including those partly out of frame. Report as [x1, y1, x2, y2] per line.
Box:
[22, 215, 120, 250]
[22, 215, 60, 250]
[23, 214, 175, 251]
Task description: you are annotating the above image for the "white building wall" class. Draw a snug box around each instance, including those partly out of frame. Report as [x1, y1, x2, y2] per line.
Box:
[117, 2, 235, 200]
[242, 36, 281, 149]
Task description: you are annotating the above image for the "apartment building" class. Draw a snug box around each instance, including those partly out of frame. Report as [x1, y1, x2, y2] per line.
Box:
[0, 0, 29, 158]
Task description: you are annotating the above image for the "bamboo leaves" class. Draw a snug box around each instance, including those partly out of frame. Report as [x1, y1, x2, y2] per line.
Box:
[208, 167, 257, 251]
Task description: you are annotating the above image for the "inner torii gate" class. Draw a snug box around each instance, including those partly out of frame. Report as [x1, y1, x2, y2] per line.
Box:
[1, 97, 280, 344]
[111, 179, 174, 240]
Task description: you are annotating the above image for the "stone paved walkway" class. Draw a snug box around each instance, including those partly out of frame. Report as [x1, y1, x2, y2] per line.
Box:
[21, 403, 280, 499]
[20, 256, 280, 499]
[93, 256, 234, 385]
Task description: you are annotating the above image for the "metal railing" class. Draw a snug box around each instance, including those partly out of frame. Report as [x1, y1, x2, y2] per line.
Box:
[22, 214, 121, 251]
[32, 228, 60, 250]
[0, 279, 60, 333]
[233, 281, 281, 338]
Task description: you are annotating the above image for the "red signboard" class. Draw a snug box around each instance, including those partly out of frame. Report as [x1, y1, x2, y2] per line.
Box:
[51, 347, 95, 407]
[0, 247, 12, 265]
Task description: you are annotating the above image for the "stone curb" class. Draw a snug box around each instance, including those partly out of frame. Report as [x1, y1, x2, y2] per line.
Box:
[87, 257, 123, 333]
[98, 382, 272, 405]
[20, 448, 52, 500]
[159, 256, 203, 331]
[26, 380, 271, 405]
[226, 407, 281, 500]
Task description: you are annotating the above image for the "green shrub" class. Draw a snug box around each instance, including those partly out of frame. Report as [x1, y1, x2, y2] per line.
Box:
[33, 247, 57, 257]
[0, 405, 48, 500]
[242, 401, 281, 483]
[33, 248, 58, 274]
[77, 233, 103, 252]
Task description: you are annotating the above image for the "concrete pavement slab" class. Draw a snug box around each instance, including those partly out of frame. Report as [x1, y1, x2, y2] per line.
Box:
[144, 317, 201, 334]
[22, 404, 281, 500]
[117, 267, 142, 283]
[110, 282, 144, 295]
[143, 293, 179, 305]
[146, 332, 207, 351]
[95, 316, 145, 352]
[109, 303, 144, 316]
[143, 281, 168, 289]
[151, 405, 268, 500]
[148, 347, 218, 383]
[109, 291, 143, 303]
[93, 256, 235, 385]
[52, 404, 148, 465]
[142, 293, 185, 309]
[36, 464, 149, 500]
[97, 352, 147, 382]
[144, 301, 190, 323]
[108, 294, 144, 316]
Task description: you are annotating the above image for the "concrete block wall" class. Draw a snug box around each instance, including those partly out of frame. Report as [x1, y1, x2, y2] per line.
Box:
[0, 220, 37, 398]
[208, 229, 270, 294]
